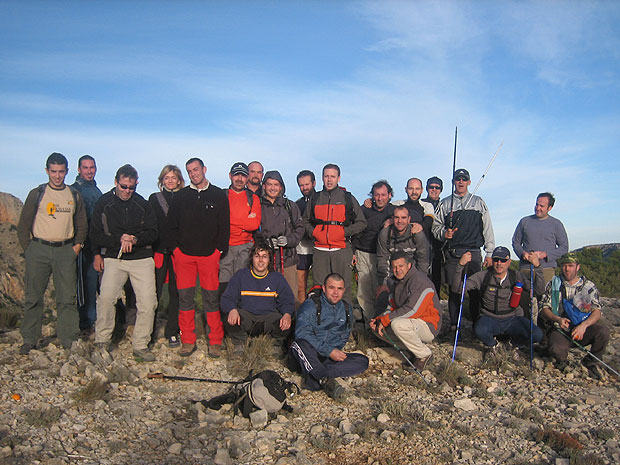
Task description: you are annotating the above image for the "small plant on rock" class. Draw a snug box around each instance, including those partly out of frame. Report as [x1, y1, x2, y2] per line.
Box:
[71, 378, 110, 402]
[23, 406, 62, 427]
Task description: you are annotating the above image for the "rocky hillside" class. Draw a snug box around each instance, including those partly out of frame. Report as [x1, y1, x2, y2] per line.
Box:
[0, 301, 619, 465]
[0, 193, 24, 311]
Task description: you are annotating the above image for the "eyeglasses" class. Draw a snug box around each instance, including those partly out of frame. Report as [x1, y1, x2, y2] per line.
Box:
[428, 185, 441, 190]
[492, 258, 509, 263]
[118, 184, 136, 191]
[454, 177, 468, 182]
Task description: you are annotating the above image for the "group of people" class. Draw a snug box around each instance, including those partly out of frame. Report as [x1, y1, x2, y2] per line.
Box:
[16, 152, 610, 402]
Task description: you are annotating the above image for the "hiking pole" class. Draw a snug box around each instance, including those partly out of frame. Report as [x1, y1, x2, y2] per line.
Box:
[449, 126, 458, 232]
[529, 264, 534, 370]
[463, 141, 503, 210]
[279, 246, 285, 275]
[553, 326, 620, 378]
[147, 372, 241, 384]
[451, 264, 468, 363]
[380, 330, 429, 385]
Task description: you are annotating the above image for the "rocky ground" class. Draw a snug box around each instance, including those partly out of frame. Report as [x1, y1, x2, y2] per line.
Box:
[1, 299, 619, 465]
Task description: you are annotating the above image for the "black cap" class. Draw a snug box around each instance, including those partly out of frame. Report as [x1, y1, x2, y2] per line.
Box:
[230, 162, 249, 176]
[491, 246, 511, 260]
[453, 168, 470, 181]
[426, 176, 443, 190]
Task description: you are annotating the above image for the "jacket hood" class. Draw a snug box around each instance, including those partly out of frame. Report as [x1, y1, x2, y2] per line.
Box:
[263, 170, 286, 196]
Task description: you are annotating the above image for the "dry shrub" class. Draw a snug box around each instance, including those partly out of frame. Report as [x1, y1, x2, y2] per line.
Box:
[23, 406, 62, 427]
[71, 377, 110, 402]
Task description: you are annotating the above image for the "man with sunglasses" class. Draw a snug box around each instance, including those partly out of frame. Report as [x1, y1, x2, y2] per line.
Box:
[423, 176, 444, 294]
[432, 168, 495, 330]
[452, 246, 544, 353]
[90, 164, 158, 361]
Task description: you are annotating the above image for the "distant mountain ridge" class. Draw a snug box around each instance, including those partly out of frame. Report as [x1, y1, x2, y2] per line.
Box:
[574, 243, 620, 259]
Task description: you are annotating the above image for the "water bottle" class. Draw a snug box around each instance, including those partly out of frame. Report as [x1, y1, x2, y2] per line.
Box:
[509, 281, 523, 308]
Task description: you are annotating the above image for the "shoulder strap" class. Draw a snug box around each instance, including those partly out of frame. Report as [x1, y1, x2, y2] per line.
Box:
[311, 294, 323, 325]
[283, 198, 295, 228]
[308, 192, 319, 225]
[155, 192, 169, 216]
[343, 190, 354, 227]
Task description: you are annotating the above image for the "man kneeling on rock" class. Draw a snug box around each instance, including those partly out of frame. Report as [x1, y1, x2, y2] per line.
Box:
[371, 252, 441, 373]
[288, 273, 369, 400]
[453, 246, 544, 356]
[539, 252, 609, 379]
[221, 241, 295, 355]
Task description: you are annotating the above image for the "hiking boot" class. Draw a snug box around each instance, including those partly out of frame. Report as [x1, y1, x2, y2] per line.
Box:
[208, 344, 222, 359]
[19, 343, 34, 355]
[483, 342, 500, 361]
[94, 342, 111, 352]
[133, 348, 155, 362]
[179, 343, 196, 357]
[413, 353, 434, 372]
[168, 335, 180, 348]
[125, 325, 135, 339]
[321, 378, 346, 401]
[554, 359, 569, 372]
[233, 344, 244, 356]
[586, 365, 602, 381]
[80, 327, 95, 340]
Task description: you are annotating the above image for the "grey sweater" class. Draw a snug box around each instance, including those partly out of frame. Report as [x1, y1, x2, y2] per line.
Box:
[512, 215, 568, 269]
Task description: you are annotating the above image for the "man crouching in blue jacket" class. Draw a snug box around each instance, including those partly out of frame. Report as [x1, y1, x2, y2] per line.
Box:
[288, 273, 369, 400]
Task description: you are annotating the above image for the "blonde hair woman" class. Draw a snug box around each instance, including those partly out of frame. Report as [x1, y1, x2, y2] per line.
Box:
[148, 165, 185, 347]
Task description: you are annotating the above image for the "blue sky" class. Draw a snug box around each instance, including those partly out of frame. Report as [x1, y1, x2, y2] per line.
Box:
[1, 0, 619, 254]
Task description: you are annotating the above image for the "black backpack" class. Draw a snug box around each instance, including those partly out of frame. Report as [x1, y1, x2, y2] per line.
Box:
[201, 370, 299, 418]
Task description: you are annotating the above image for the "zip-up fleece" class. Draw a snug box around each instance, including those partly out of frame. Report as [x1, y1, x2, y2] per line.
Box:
[168, 184, 230, 257]
[90, 189, 157, 260]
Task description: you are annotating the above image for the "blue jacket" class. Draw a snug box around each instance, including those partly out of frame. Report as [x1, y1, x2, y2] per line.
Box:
[71, 176, 102, 221]
[295, 294, 352, 357]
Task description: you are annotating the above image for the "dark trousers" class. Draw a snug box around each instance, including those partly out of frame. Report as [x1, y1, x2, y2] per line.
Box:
[430, 253, 443, 295]
[547, 323, 610, 366]
[475, 315, 543, 348]
[223, 308, 291, 346]
[78, 249, 99, 330]
[445, 248, 481, 326]
[288, 339, 369, 391]
[154, 252, 180, 339]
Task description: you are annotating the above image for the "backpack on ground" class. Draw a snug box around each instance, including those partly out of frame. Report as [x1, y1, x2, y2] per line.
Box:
[200, 370, 299, 418]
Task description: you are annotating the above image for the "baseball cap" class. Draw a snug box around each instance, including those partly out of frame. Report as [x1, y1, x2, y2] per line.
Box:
[557, 252, 579, 265]
[426, 176, 443, 190]
[453, 168, 470, 181]
[491, 246, 511, 260]
[230, 162, 249, 176]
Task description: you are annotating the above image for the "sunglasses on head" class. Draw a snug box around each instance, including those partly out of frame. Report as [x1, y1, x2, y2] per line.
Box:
[492, 257, 509, 263]
[428, 185, 441, 190]
[118, 184, 136, 191]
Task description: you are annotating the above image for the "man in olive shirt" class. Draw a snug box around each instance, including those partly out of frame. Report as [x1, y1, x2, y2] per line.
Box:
[17, 152, 87, 354]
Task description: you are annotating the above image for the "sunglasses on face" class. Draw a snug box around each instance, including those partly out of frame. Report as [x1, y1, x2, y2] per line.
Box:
[118, 184, 136, 191]
[428, 185, 441, 190]
[454, 177, 468, 182]
[492, 258, 509, 263]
